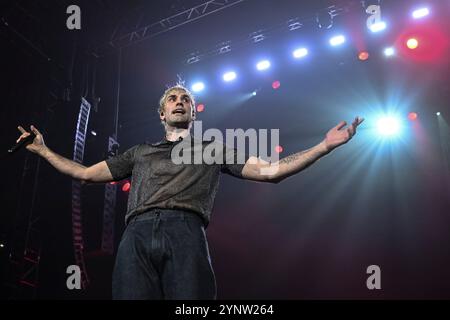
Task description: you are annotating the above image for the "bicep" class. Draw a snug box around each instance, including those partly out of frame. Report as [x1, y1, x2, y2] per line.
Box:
[84, 161, 114, 183]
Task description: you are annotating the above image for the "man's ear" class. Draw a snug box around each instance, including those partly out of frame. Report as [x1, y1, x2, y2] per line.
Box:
[160, 111, 166, 122]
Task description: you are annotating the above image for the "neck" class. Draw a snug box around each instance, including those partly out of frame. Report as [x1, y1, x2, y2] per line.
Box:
[165, 126, 191, 142]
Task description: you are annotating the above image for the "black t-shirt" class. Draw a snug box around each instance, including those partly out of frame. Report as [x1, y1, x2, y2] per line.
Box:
[105, 135, 248, 226]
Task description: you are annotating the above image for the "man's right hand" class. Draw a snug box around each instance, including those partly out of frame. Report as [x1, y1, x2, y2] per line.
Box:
[17, 125, 46, 155]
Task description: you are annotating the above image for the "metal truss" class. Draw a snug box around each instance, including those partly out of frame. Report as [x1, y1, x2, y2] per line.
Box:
[101, 136, 119, 255]
[183, 1, 360, 65]
[96, 0, 246, 54]
[71, 97, 92, 289]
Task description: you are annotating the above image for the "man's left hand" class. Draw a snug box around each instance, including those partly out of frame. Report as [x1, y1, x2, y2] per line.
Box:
[323, 116, 364, 152]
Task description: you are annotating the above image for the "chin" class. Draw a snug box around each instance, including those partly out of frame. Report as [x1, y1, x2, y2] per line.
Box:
[167, 120, 191, 129]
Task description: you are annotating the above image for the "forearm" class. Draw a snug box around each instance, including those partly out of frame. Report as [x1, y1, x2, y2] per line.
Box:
[265, 140, 330, 183]
[38, 146, 87, 180]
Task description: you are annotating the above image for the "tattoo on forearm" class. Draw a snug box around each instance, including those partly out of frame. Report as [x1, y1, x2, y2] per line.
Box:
[279, 150, 310, 165]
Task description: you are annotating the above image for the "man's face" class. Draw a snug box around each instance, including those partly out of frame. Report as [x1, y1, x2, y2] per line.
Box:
[160, 89, 195, 128]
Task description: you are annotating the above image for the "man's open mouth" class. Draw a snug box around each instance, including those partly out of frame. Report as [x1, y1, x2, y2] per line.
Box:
[172, 109, 186, 115]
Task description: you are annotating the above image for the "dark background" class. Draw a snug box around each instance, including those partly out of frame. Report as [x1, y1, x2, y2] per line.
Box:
[0, 0, 449, 299]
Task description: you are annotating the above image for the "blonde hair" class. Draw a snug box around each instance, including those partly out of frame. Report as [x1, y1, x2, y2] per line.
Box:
[158, 84, 196, 121]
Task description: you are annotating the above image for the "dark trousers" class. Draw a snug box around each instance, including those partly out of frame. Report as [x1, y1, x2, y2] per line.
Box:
[112, 208, 217, 300]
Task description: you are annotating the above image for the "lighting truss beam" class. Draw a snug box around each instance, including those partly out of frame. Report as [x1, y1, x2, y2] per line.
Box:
[102, 0, 246, 52]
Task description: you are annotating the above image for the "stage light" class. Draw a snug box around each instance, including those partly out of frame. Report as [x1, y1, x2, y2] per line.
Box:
[252, 91, 257, 96]
[407, 38, 419, 49]
[377, 116, 401, 136]
[272, 81, 281, 90]
[90, 130, 97, 136]
[412, 8, 429, 19]
[0, 244, 4, 248]
[122, 182, 131, 192]
[384, 47, 395, 57]
[436, 112, 441, 116]
[329, 35, 345, 46]
[223, 71, 237, 82]
[369, 21, 386, 33]
[292, 47, 308, 58]
[191, 82, 205, 92]
[256, 60, 271, 71]
[196, 104, 205, 112]
[408, 112, 418, 121]
[275, 145, 283, 153]
[358, 51, 369, 61]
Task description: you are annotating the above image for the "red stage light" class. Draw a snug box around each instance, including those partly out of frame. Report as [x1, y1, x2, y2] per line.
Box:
[275, 145, 283, 153]
[122, 182, 131, 192]
[407, 38, 419, 49]
[272, 81, 281, 90]
[358, 51, 369, 61]
[396, 22, 449, 63]
[196, 104, 205, 112]
[408, 112, 418, 121]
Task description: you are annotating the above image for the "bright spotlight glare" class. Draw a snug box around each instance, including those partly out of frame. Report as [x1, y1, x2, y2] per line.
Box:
[407, 38, 419, 49]
[436, 112, 441, 116]
[293, 48, 308, 58]
[412, 8, 429, 19]
[191, 82, 205, 92]
[369, 21, 386, 33]
[377, 116, 401, 136]
[223, 71, 237, 82]
[329, 35, 345, 46]
[384, 47, 395, 57]
[256, 60, 271, 71]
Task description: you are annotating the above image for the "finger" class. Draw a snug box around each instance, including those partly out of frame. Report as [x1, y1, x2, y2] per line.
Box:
[335, 121, 347, 130]
[30, 125, 41, 136]
[355, 117, 364, 126]
[16, 132, 30, 143]
[351, 117, 364, 131]
[18, 125, 27, 134]
[358, 117, 365, 125]
[347, 127, 354, 137]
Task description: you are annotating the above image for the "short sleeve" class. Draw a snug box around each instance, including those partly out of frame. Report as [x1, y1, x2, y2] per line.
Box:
[105, 145, 139, 181]
[220, 143, 249, 178]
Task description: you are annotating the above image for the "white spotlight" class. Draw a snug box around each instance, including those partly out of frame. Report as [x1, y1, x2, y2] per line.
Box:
[191, 82, 205, 93]
[329, 35, 345, 46]
[256, 60, 271, 71]
[384, 47, 395, 57]
[293, 48, 308, 58]
[223, 71, 237, 82]
[377, 116, 401, 136]
[412, 8, 430, 19]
